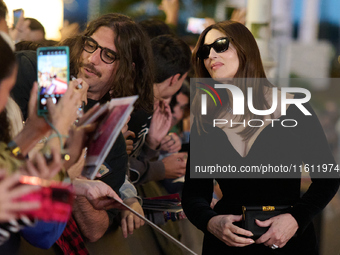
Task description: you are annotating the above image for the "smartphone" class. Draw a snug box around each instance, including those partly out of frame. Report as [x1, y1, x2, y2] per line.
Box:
[13, 9, 24, 28]
[186, 17, 206, 34]
[37, 46, 70, 116]
[18, 176, 74, 222]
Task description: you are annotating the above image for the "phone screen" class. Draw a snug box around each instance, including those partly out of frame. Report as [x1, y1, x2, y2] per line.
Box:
[186, 17, 206, 34]
[37, 46, 69, 115]
[13, 9, 23, 27]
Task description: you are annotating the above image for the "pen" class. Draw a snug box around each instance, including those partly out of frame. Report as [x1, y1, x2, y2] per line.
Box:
[71, 75, 83, 89]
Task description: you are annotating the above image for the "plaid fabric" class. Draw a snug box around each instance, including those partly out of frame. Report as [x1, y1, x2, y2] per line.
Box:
[56, 216, 89, 255]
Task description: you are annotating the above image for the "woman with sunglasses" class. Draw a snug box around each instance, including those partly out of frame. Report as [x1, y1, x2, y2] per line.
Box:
[182, 20, 339, 255]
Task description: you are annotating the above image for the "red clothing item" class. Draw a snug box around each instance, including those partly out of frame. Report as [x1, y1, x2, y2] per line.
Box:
[56, 216, 89, 255]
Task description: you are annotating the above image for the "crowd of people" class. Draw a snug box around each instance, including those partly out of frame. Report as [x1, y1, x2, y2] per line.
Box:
[0, 0, 339, 254]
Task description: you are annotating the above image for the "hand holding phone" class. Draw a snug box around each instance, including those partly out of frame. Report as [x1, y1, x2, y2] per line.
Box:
[186, 17, 206, 34]
[37, 46, 70, 116]
[13, 9, 24, 28]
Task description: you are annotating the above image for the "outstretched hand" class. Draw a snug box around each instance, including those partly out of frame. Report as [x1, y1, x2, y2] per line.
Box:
[72, 178, 125, 210]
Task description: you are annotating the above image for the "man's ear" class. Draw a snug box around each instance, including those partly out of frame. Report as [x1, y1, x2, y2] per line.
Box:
[169, 73, 181, 86]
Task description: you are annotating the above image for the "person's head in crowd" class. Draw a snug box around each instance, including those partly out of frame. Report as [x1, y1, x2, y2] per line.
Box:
[15, 39, 57, 51]
[151, 34, 191, 101]
[15, 40, 43, 51]
[0, 36, 17, 113]
[138, 19, 173, 39]
[169, 82, 190, 128]
[0, 1, 14, 51]
[62, 13, 154, 113]
[0, 0, 7, 32]
[23, 18, 45, 42]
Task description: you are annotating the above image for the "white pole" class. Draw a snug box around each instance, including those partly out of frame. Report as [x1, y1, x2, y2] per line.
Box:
[246, 0, 275, 76]
[299, 0, 320, 44]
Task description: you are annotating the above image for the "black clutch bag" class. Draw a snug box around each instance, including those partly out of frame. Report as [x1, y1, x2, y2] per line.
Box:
[242, 205, 292, 240]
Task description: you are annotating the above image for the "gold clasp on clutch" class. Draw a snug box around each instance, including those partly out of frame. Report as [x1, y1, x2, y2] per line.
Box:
[242, 206, 246, 220]
[262, 206, 275, 211]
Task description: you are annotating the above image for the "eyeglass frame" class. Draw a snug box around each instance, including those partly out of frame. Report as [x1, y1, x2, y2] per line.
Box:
[197, 37, 230, 60]
[82, 36, 119, 64]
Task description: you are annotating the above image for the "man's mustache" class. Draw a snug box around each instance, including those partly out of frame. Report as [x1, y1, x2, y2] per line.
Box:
[80, 63, 102, 77]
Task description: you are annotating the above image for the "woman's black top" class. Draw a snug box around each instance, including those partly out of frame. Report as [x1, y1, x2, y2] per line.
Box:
[182, 100, 340, 255]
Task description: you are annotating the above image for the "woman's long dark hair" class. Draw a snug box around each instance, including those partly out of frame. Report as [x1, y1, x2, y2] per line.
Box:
[0, 36, 17, 143]
[61, 13, 154, 113]
[192, 21, 273, 140]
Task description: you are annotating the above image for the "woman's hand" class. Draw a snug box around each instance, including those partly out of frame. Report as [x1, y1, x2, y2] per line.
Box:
[255, 213, 298, 248]
[207, 215, 254, 247]
[120, 198, 145, 238]
[0, 171, 41, 222]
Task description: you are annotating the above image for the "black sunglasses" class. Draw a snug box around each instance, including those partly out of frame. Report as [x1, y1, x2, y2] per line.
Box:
[197, 37, 230, 60]
[82, 36, 119, 64]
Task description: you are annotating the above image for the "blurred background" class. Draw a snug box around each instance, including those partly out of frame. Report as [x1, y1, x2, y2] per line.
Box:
[4, 0, 340, 254]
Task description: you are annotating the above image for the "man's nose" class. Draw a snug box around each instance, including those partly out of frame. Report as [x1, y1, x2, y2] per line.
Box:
[88, 48, 101, 64]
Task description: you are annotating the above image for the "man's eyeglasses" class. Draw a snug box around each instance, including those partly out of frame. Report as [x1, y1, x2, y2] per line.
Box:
[82, 36, 119, 64]
[197, 37, 230, 60]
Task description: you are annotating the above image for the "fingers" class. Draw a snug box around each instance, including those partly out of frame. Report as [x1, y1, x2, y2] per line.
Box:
[105, 190, 123, 204]
[121, 116, 131, 134]
[160, 133, 181, 153]
[7, 200, 41, 212]
[121, 212, 142, 238]
[25, 160, 39, 177]
[161, 135, 172, 146]
[177, 152, 188, 158]
[229, 214, 243, 222]
[49, 147, 62, 177]
[255, 218, 273, 228]
[8, 184, 40, 201]
[28, 82, 38, 118]
[228, 215, 254, 237]
[229, 224, 253, 238]
[32, 150, 61, 180]
[223, 230, 254, 247]
[208, 215, 255, 247]
[134, 216, 142, 229]
[0, 173, 22, 191]
[127, 214, 134, 235]
[77, 102, 100, 126]
[125, 139, 134, 155]
[121, 217, 128, 238]
[123, 131, 135, 139]
[82, 123, 97, 133]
